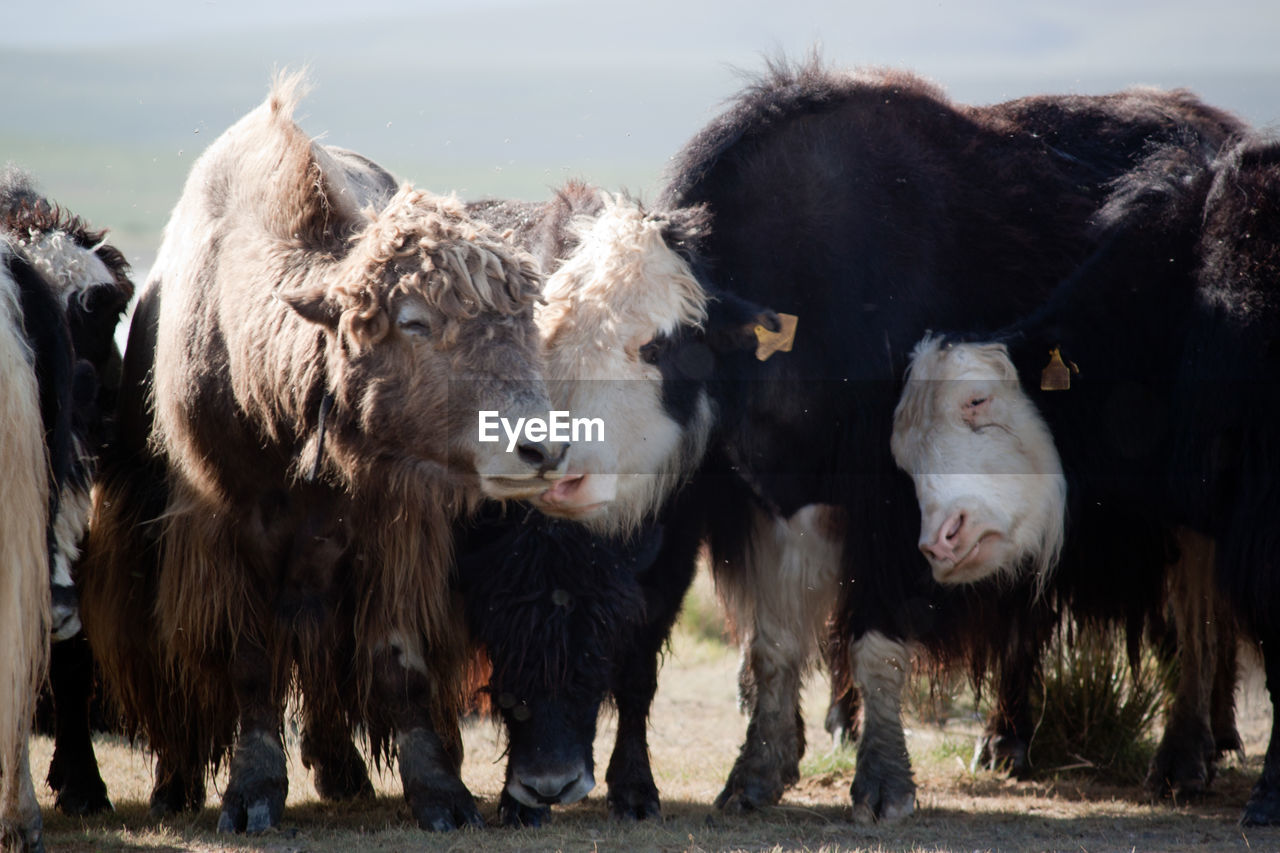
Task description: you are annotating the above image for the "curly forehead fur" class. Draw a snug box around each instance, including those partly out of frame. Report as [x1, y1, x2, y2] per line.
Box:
[537, 194, 709, 351]
[337, 187, 542, 344]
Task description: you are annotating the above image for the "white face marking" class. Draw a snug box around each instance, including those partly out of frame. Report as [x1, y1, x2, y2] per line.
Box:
[531, 196, 712, 533]
[891, 337, 1066, 585]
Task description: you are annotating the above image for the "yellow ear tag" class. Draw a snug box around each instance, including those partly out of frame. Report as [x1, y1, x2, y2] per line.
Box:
[1040, 346, 1078, 391]
[754, 313, 799, 361]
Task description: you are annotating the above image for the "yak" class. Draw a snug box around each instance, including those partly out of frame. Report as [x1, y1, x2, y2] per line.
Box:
[891, 134, 1280, 825]
[655, 58, 1244, 822]
[77, 73, 561, 834]
[1, 169, 135, 821]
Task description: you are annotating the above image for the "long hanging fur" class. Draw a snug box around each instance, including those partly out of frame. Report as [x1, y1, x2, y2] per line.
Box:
[0, 247, 52, 832]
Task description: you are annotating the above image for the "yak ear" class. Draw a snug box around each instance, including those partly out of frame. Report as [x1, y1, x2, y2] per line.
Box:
[279, 283, 342, 329]
[250, 72, 362, 247]
[704, 292, 782, 354]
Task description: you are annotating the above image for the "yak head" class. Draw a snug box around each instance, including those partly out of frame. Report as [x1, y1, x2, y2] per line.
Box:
[204, 73, 566, 502]
[532, 194, 776, 531]
[891, 336, 1066, 585]
[456, 507, 655, 822]
[280, 186, 563, 500]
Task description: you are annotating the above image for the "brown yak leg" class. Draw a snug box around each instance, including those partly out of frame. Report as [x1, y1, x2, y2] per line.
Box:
[1147, 528, 1218, 799]
[299, 687, 373, 802]
[373, 634, 481, 832]
[216, 641, 288, 834]
[715, 505, 844, 813]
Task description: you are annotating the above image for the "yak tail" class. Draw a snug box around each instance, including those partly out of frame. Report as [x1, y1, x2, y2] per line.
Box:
[0, 259, 51, 823]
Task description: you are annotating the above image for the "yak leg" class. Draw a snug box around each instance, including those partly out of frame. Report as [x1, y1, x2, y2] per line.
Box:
[605, 525, 702, 822]
[1210, 594, 1242, 758]
[45, 633, 111, 815]
[373, 634, 481, 832]
[850, 630, 916, 824]
[1241, 629, 1280, 825]
[5, 739, 46, 853]
[1147, 529, 1218, 799]
[299, 700, 373, 802]
[973, 613, 1043, 779]
[216, 642, 287, 834]
[822, 626, 861, 747]
[715, 504, 844, 813]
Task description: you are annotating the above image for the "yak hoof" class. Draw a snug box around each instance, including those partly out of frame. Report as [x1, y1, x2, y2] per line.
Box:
[714, 778, 781, 814]
[302, 738, 374, 802]
[3, 817, 45, 853]
[406, 782, 484, 831]
[607, 781, 661, 821]
[850, 772, 916, 825]
[217, 791, 285, 834]
[972, 732, 1030, 779]
[1147, 719, 1215, 799]
[51, 774, 112, 816]
[1242, 776, 1280, 826]
[499, 790, 550, 828]
[1216, 727, 1245, 759]
[218, 733, 287, 834]
[54, 783, 113, 817]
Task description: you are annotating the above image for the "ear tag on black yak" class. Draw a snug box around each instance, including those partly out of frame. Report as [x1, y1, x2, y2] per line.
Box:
[1040, 347, 1078, 391]
[755, 313, 799, 361]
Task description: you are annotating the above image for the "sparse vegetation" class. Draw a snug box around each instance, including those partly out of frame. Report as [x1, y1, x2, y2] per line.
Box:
[1025, 625, 1171, 785]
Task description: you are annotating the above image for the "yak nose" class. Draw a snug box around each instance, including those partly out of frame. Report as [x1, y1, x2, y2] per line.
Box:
[517, 440, 569, 475]
[920, 510, 966, 563]
[510, 766, 595, 806]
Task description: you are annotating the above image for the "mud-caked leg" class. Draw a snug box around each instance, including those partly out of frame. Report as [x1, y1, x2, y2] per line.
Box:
[850, 630, 916, 824]
[216, 643, 288, 834]
[373, 634, 481, 832]
[715, 505, 844, 813]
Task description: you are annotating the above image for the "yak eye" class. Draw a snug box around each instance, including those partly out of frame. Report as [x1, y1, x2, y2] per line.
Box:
[966, 396, 989, 409]
[639, 338, 663, 365]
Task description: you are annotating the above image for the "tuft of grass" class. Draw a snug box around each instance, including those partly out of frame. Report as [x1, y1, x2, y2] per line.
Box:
[1027, 624, 1170, 785]
[801, 742, 858, 777]
[671, 566, 732, 650]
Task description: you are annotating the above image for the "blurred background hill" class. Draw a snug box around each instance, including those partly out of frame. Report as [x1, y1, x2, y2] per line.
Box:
[4, 0, 1279, 270]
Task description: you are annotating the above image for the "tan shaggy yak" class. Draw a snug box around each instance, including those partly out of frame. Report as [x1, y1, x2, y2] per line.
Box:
[0, 244, 54, 853]
[78, 73, 562, 834]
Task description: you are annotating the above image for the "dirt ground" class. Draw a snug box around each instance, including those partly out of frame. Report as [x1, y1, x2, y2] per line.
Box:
[31, 575, 1280, 852]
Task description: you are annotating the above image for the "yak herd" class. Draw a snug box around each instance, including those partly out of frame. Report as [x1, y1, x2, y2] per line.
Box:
[3, 58, 1280, 850]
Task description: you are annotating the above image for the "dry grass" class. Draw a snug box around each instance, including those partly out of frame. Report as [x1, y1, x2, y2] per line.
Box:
[31, 573, 1280, 852]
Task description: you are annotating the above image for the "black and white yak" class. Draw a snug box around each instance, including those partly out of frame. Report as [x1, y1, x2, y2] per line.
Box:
[0, 168, 134, 851]
[653, 59, 1245, 821]
[295, 182, 767, 825]
[891, 133, 1280, 825]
